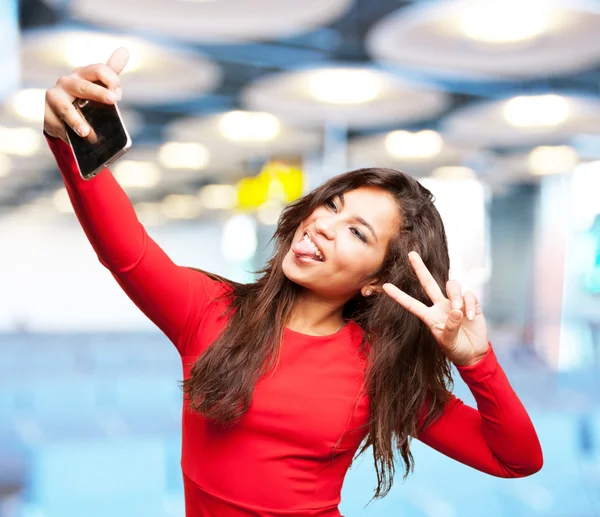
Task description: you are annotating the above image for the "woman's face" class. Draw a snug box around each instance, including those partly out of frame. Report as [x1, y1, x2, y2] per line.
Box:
[282, 186, 402, 299]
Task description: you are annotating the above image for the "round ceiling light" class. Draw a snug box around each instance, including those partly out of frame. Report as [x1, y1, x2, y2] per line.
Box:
[218, 111, 281, 142]
[7, 88, 46, 123]
[47, 0, 352, 43]
[385, 130, 444, 159]
[348, 131, 473, 177]
[459, 0, 550, 44]
[158, 142, 210, 170]
[113, 161, 162, 188]
[242, 66, 449, 129]
[443, 94, 600, 148]
[528, 145, 579, 175]
[367, 0, 600, 80]
[20, 29, 221, 105]
[0, 153, 12, 178]
[0, 126, 42, 156]
[432, 166, 477, 181]
[62, 34, 143, 74]
[308, 69, 381, 105]
[165, 112, 321, 161]
[503, 95, 570, 128]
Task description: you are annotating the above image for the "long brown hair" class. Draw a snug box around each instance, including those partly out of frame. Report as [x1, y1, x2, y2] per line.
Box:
[182, 167, 455, 501]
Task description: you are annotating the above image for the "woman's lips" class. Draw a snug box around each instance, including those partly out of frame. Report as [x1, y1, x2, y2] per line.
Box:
[292, 252, 323, 264]
[304, 230, 325, 260]
[291, 231, 325, 262]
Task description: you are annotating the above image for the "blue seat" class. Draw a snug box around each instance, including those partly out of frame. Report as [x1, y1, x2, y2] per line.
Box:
[87, 343, 132, 372]
[0, 347, 22, 377]
[15, 378, 107, 441]
[26, 436, 167, 517]
[24, 496, 168, 517]
[96, 375, 183, 436]
[24, 347, 78, 375]
[164, 434, 184, 494]
[0, 383, 28, 452]
[340, 451, 424, 517]
[21, 377, 99, 428]
[493, 411, 594, 517]
[107, 375, 183, 415]
[588, 410, 600, 460]
[404, 440, 505, 517]
[114, 375, 179, 404]
[0, 383, 20, 418]
[23, 377, 99, 414]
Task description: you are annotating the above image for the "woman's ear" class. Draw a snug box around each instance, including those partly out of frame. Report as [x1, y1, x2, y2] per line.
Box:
[361, 283, 382, 297]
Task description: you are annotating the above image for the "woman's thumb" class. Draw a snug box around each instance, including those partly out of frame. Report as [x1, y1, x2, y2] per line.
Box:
[106, 47, 130, 75]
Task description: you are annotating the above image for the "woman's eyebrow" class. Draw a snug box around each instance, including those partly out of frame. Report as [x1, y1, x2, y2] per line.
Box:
[338, 193, 378, 242]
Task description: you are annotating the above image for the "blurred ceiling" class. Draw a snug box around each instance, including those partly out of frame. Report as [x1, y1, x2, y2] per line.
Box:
[5, 0, 600, 217]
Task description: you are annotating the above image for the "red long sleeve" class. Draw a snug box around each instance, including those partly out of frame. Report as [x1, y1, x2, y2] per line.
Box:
[45, 134, 220, 355]
[416, 343, 543, 477]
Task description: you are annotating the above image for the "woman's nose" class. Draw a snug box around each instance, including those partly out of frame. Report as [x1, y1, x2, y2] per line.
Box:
[314, 218, 335, 239]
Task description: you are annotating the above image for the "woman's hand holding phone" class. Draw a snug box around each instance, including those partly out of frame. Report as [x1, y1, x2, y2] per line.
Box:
[44, 47, 129, 143]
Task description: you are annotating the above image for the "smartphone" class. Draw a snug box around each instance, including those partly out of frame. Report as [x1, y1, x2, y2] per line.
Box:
[65, 97, 132, 180]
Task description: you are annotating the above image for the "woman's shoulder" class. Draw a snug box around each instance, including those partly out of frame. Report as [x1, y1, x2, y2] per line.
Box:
[185, 267, 235, 306]
[177, 268, 235, 356]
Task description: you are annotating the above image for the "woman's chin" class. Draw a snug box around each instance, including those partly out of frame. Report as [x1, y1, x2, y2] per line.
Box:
[283, 251, 319, 280]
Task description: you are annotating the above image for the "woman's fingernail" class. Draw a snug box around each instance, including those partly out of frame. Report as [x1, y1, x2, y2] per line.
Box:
[77, 125, 89, 137]
[115, 87, 122, 100]
[105, 91, 117, 103]
[467, 310, 474, 320]
[452, 300, 462, 310]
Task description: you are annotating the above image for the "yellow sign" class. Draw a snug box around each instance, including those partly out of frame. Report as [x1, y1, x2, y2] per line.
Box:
[237, 161, 304, 210]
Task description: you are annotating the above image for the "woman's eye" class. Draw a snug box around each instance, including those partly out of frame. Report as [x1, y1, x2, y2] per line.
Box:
[325, 199, 337, 212]
[325, 199, 367, 243]
[351, 227, 367, 243]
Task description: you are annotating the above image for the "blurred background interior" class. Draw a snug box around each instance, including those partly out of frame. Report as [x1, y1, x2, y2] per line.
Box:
[1, 0, 600, 515]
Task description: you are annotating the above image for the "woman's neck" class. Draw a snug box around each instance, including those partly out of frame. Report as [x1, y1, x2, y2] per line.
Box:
[286, 294, 346, 335]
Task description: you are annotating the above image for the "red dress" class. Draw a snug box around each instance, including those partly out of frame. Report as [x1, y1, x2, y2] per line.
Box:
[46, 135, 543, 517]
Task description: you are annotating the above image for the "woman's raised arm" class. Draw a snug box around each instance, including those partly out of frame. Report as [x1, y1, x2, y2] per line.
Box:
[415, 344, 543, 478]
[43, 48, 215, 354]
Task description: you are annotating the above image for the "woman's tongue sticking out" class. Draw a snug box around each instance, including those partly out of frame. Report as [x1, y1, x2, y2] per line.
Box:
[292, 237, 322, 261]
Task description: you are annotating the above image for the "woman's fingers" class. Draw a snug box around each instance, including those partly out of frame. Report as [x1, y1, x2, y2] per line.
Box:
[382, 282, 431, 326]
[408, 251, 445, 304]
[43, 48, 129, 142]
[445, 279, 464, 311]
[43, 104, 68, 142]
[106, 47, 130, 76]
[441, 309, 463, 347]
[463, 291, 478, 321]
[45, 87, 90, 138]
[58, 75, 118, 104]
[76, 63, 122, 93]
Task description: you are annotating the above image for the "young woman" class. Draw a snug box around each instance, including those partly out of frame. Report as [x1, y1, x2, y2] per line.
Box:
[43, 48, 543, 517]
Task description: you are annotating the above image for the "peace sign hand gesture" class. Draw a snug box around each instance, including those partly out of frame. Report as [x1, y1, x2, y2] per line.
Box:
[382, 251, 489, 367]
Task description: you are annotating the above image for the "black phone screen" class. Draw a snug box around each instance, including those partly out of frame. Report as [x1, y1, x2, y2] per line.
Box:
[65, 99, 130, 179]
